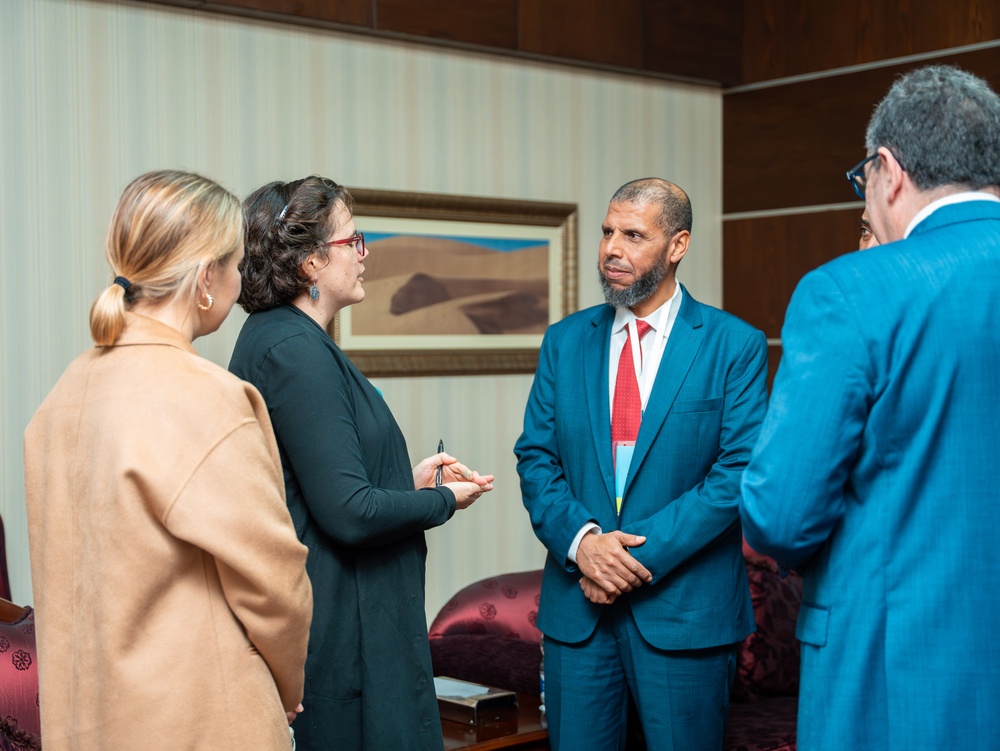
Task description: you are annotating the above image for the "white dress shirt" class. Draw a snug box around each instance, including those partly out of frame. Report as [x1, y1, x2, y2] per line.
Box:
[567, 282, 684, 563]
[904, 191, 1000, 238]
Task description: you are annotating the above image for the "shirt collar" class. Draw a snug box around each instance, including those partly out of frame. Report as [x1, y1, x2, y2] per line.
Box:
[612, 282, 683, 335]
[904, 191, 1000, 238]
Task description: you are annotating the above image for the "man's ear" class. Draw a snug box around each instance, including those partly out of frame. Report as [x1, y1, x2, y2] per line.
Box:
[878, 146, 907, 204]
[668, 230, 691, 265]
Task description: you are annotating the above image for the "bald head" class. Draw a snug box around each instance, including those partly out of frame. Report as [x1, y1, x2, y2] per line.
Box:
[611, 178, 693, 237]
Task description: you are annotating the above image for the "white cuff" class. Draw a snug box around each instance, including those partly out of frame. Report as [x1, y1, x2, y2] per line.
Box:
[567, 522, 601, 564]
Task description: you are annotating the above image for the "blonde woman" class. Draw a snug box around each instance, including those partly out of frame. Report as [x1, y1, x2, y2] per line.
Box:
[24, 171, 312, 751]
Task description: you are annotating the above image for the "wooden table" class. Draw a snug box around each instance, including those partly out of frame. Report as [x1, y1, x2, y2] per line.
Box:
[441, 692, 549, 751]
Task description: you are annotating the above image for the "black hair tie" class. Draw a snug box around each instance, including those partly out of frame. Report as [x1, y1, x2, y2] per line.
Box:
[113, 276, 134, 302]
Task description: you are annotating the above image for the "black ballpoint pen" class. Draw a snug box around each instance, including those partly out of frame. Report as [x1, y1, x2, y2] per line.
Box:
[435, 439, 444, 486]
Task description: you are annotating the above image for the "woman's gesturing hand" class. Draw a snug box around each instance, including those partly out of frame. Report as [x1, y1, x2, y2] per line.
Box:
[413, 452, 494, 510]
[413, 452, 494, 489]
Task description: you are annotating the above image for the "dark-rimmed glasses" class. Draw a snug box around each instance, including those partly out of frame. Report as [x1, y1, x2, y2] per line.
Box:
[846, 149, 905, 200]
[846, 154, 879, 200]
[322, 232, 366, 257]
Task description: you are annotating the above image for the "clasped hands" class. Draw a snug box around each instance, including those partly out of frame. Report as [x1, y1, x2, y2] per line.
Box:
[413, 452, 494, 509]
[577, 530, 652, 605]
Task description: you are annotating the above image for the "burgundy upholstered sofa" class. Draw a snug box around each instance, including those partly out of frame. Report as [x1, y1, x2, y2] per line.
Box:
[428, 549, 802, 751]
[0, 515, 42, 750]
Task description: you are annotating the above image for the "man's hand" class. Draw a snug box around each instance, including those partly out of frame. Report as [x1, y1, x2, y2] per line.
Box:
[576, 530, 652, 602]
[580, 575, 619, 605]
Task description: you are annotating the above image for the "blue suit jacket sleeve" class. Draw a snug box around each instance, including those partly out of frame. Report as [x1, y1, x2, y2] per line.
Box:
[515, 325, 598, 570]
[740, 269, 873, 569]
[624, 328, 768, 582]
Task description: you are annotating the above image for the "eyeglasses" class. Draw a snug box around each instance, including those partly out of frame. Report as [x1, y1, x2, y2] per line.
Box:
[846, 154, 880, 200]
[846, 149, 906, 200]
[322, 232, 365, 257]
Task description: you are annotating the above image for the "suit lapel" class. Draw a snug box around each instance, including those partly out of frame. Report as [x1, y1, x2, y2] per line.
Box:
[584, 307, 616, 505]
[623, 288, 704, 499]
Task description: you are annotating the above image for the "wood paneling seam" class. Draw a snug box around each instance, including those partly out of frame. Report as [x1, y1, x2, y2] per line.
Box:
[724, 201, 862, 221]
[726, 38, 1000, 94]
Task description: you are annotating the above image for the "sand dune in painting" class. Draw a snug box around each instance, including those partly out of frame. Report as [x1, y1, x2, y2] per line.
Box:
[353, 235, 550, 336]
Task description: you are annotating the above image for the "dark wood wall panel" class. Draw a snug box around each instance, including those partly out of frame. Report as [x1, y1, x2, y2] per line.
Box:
[378, 0, 518, 49]
[724, 46, 1000, 214]
[643, 0, 741, 86]
[205, 0, 372, 26]
[723, 209, 861, 337]
[742, 0, 1000, 84]
[519, 0, 644, 68]
[143, 0, 738, 84]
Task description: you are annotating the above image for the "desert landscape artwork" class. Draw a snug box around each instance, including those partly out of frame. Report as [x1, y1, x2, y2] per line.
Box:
[354, 232, 550, 337]
[333, 188, 576, 376]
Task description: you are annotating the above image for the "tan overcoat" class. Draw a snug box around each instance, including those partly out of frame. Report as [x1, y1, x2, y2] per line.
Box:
[24, 313, 313, 750]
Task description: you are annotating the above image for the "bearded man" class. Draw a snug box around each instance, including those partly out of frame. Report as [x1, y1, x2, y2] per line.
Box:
[515, 178, 769, 751]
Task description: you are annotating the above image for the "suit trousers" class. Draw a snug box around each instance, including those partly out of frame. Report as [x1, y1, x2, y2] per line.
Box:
[544, 599, 736, 751]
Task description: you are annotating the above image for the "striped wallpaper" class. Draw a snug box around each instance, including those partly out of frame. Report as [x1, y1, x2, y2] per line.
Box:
[0, 0, 723, 622]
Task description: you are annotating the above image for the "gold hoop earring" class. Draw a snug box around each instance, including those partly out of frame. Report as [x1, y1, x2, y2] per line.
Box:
[197, 293, 214, 311]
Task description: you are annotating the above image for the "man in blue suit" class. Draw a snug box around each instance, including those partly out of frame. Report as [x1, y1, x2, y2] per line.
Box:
[515, 178, 768, 750]
[740, 65, 1000, 750]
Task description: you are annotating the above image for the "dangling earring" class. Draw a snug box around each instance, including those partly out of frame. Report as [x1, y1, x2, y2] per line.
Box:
[309, 284, 320, 301]
[197, 293, 214, 311]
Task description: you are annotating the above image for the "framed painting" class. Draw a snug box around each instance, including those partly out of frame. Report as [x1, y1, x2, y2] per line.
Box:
[331, 189, 578, 377]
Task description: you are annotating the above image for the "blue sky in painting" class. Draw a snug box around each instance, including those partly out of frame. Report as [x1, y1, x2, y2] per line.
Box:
[364, 231, 546, 252]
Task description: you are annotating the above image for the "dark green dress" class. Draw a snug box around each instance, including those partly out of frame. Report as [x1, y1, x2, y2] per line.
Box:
[229, 305, 454, 751]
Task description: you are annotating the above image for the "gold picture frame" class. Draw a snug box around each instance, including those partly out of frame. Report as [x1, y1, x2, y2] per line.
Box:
[330, 188, 578, 377]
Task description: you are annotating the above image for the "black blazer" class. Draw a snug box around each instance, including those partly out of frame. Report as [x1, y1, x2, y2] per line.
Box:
[230, 304, 455, 751]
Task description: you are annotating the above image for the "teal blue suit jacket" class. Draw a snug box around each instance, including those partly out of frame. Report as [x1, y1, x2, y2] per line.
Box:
[515, 286, 767, 650]
[741, 200, 1000, 750]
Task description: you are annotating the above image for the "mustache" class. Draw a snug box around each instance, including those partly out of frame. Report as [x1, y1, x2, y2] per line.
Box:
[602, 261, 633, 274]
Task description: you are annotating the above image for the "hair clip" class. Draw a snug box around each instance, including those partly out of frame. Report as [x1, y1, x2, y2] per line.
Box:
[277, 204, 289, 223]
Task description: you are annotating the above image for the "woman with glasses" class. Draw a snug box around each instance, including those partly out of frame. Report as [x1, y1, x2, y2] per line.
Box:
[229, 176, 493, 751]
[25, 170, 312, 750]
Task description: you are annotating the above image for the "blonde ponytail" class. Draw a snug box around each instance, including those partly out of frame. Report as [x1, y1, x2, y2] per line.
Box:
[89, 171, 242, 346]
[89, 278, 131, 347]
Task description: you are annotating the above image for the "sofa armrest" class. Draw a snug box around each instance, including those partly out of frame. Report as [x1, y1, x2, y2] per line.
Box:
[429, 570, 543, 643]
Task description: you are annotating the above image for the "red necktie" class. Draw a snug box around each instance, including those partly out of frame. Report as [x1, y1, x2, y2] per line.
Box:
[612, 320, 652, 454]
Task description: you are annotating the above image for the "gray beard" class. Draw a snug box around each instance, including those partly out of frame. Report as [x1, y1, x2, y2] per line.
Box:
[598, 258, 669, 310]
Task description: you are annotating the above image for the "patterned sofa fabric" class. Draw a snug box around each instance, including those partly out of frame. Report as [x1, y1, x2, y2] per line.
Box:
[0, 605, 40, 747]
[429, 634, 544, 696]
[429, 569, 542, 642]
[0, 517, 10, 602]
[732, 557, 803, 702]
[428, 569, 544, 696]
[725, 696, 798, 751]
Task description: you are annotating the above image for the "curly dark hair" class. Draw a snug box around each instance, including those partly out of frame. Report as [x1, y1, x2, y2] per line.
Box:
[238, 175, 354, 313]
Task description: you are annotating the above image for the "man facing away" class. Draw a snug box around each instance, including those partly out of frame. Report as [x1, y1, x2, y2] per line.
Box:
[515, 178, 768, 751]
[740, 64, 1000, 751]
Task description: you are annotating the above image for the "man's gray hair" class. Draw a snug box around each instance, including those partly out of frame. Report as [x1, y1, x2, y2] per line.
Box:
[611, 178, 693, 236]
[865, 65, 1000, 191]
